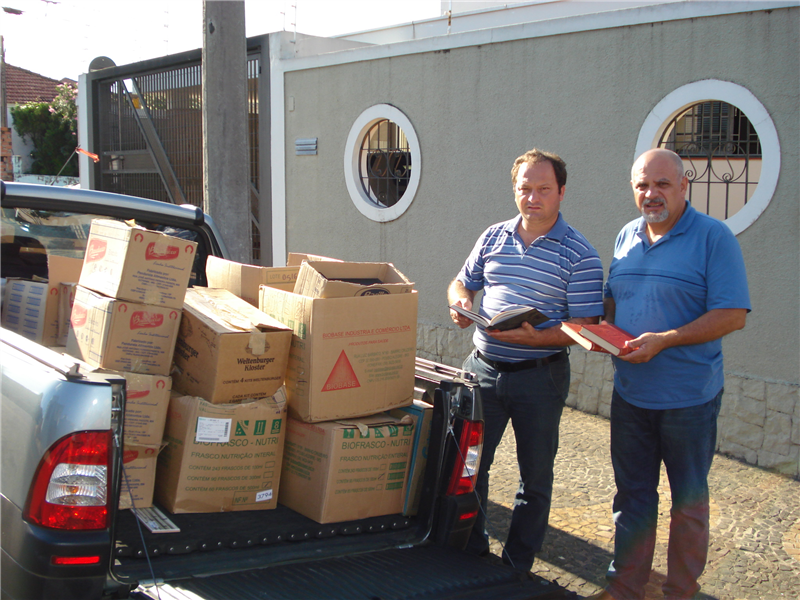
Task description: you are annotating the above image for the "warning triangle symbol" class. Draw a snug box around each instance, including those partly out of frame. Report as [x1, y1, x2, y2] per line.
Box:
[322, 350, 361, 392]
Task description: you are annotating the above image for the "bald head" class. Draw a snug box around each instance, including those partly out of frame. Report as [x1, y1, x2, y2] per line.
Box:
[632, 148, 684, 180]
[630, 148, 688, 231]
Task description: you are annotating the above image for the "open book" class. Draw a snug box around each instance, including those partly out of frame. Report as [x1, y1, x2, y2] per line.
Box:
[561, 322, 635, 356]
[450, 304, 548, 331]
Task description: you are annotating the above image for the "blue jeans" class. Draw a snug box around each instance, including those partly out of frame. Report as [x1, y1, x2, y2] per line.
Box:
[607, 388, 722, 600]
[464, 349, 570, 572]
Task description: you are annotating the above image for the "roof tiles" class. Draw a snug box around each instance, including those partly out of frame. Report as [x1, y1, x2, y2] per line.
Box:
[4, 64, 75, 105]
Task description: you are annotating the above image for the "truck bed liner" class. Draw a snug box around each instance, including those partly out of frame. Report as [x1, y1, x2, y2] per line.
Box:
[131, 545, 571, 600]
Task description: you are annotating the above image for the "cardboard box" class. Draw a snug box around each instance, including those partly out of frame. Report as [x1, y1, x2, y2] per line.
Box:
[155, 390, 288, 514]
[119, 443, 162, 510]
[44, 255, 83, 346]
[66, 286, 181, 376]
[1, 256, 83, 346]
[389, 399, 434, 516]
[79, 219, 197, 309]
[286, 252, 342, 266]
[279, 414, 414, 523]
[293, 261, 414, 298]
[172, 288, 292, 403]
[259, 287, 417, 422]
[100, 370, 172, 445]
[1, 279, 48, 342]
[206, 255, 343, 306]
[56, 282, 79, 346]
[206, 256, 301, 303]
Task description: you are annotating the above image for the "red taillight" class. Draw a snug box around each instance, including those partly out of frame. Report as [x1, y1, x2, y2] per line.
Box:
[24, 431, 111, 530]
[446, 420, 483, 496]
[51, 555, 101, 565]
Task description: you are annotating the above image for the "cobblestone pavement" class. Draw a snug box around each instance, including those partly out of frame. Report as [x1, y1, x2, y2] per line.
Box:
[481, 407, 800, 600]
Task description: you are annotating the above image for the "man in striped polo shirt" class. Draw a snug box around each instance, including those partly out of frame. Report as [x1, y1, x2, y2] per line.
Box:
[448, 148, 604, 574]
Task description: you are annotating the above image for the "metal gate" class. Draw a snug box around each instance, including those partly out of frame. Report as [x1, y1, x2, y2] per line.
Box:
[86, 45, 265, 261]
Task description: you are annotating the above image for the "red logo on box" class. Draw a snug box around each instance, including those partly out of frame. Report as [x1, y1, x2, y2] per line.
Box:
[127, 389, 150, 399]
[123, 449, 138, 463]
[85, 239, 107, 262]
[145, 242, 180, 261]
[322, 351, 361, 392]
[71, 304, 87, 328]
[130, 311, 164, 329]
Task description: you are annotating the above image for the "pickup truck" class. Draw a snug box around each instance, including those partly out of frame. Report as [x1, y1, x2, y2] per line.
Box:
[1, 182, 569, 600]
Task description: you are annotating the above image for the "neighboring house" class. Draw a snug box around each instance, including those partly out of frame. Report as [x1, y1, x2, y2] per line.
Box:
[77, 1, 800, 477]
[2, 63, 76, 179]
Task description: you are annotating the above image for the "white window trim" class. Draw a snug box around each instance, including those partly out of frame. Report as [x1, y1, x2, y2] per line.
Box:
[344, 104, 421, 222]
[635, 80, 780, 235]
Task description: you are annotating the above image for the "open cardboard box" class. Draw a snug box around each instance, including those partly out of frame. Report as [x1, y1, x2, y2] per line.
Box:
[293, 261, 414, 298]
[259, 285, 417, 422]
[206, 254, 342, 306]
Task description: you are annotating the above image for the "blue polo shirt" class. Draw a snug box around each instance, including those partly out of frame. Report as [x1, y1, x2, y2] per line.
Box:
[458, 213, 604, 362]
[604, 203, 751, 409]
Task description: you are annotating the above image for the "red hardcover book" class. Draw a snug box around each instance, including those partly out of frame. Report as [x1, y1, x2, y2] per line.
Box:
[561, 322, 635, 356]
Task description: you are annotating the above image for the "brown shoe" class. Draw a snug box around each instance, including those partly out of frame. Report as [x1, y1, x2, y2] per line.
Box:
[584, 591, 617, 600]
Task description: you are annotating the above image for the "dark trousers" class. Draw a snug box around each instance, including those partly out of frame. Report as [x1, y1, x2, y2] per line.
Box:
[606, 388, 722, 600]
[464, 349, 569, 572]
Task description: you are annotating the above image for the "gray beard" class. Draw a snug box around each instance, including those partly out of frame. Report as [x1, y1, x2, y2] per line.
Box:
[642, 205, 669, 224]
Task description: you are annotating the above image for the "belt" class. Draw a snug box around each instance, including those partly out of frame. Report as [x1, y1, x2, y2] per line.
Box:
[475, 349, 567, 373]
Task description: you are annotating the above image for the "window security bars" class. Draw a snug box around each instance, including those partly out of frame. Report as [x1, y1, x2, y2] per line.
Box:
[359, 119, 411, 208]
[659, 101, 762, 221]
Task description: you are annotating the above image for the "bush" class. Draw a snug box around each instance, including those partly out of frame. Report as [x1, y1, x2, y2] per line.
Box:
[10, 83, 78, 177]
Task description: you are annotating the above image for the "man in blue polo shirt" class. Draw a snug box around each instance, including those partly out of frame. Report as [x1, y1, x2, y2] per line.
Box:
[590, 149, 750, 600]
[447, 148, 604, 574]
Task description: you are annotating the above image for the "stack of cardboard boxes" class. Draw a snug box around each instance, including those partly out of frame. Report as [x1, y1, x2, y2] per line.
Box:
[7, 223, 430, 523]
[208, 255, 425, 523]
[257, 259, 423, 523]
[156, 287, 293, 513]
[65, 219, 197, 510]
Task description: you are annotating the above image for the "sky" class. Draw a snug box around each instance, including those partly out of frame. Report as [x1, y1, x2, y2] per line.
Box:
[0, 0, 443, 82]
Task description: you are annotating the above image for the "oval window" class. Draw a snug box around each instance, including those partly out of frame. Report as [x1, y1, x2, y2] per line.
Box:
[344, 105, 421, 222]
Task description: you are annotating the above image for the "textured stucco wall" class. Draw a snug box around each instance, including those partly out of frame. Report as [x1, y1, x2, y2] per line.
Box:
[281, 7, 799, 476]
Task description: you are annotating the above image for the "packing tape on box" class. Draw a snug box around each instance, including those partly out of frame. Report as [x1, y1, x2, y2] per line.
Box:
[249, 332, 266, 355]
[334, 415, 414, 437]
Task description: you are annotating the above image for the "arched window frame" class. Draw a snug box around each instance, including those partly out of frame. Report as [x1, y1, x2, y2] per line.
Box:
[635, 80, 780, 235]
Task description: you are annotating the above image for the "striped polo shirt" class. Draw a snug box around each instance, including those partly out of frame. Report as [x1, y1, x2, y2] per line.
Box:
[458, 213, 604, 362]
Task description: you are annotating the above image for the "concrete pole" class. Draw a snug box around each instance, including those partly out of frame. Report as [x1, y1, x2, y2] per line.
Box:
[202, 0, 252, 264]
[1, 36, 7, 129]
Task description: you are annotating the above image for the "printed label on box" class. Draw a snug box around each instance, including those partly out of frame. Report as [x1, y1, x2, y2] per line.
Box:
[196, 417, 231, 443]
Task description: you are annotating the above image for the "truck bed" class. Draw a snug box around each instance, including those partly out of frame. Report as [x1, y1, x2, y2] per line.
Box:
[113, 504, 419, 582]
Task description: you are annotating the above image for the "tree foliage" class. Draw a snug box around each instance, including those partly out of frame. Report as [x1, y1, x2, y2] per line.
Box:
[10, 83, 78, 177]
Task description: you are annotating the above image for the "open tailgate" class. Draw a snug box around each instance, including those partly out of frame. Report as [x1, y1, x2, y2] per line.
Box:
[131, 545, 570, 599]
